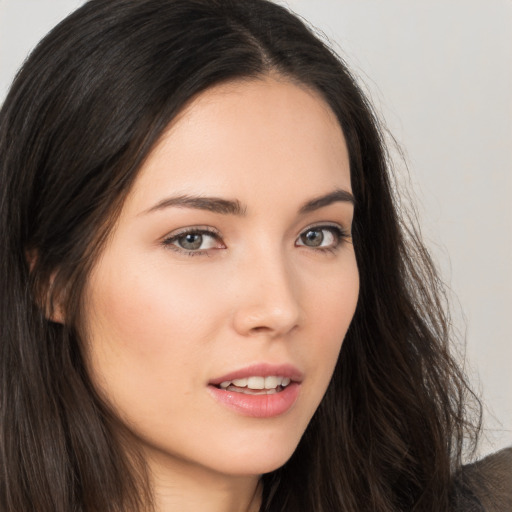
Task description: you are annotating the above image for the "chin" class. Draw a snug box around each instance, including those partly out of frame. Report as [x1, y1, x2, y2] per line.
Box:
[217, 453, 294, 477]
[208, 430, 304, 477]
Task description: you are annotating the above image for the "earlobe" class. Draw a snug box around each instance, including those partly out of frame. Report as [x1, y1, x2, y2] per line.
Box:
[41, 277, 67, 325]
[41, 280, 67, 325]
[25, 248, 66, 325]
[46, 295, 66, 325]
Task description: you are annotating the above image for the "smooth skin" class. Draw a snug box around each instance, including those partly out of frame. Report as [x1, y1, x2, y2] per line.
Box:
[81, 76, 359, 512]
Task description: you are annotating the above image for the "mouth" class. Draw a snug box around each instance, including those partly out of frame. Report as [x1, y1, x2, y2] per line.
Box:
[215, 375, 292, 395]
[208, 364, 302, 418]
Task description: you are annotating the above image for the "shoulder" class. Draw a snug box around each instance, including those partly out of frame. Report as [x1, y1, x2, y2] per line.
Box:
[455, 446, 512, 512]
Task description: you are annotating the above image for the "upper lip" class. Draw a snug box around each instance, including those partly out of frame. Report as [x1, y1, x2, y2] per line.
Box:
[209, 363, 304, 386]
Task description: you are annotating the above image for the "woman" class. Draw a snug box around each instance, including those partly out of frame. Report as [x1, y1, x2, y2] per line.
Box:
[0, 0, 491, 510]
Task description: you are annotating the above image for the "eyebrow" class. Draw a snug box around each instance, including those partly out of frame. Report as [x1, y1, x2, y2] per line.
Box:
[144, 195, 247, 216]
[298, 189, 355, 214]
[143, 188, 354, 216]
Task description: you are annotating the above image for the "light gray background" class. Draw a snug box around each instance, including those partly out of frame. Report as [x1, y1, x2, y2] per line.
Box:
[1, 0, 510, 459]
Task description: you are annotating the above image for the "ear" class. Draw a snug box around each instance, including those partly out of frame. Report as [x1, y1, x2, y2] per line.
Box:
[45, 285, 66, 325]
[25, 248, 66, 324]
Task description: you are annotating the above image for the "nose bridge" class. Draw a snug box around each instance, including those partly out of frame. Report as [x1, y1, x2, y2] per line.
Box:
[232, 239, 301, 337]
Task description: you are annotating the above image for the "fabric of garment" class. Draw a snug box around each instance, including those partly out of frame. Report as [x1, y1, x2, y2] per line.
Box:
[454, 446, 512, 511]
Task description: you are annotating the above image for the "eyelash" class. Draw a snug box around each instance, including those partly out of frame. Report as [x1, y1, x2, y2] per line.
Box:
[162, 227, 223, 257]
[296, 223, 351, 254]
[161, 224, 351, 257]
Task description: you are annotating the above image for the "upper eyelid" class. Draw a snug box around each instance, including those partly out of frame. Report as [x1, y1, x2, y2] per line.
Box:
[162, 226, 221, 240]
[299, 221, 350, 235]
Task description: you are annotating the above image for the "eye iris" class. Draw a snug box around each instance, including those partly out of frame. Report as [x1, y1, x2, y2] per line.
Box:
[302, 229, 324, 247]
[179, 233, 203, 250]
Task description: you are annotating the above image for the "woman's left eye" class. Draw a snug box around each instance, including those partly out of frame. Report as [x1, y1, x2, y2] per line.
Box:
[296, 225, 348, 251]
[163, 229, 223, 254]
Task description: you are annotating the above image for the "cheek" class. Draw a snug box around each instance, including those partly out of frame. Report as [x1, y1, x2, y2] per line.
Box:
[299, 258, 359, 384]
[309, 254, 359, 327]
[88, 258, 221, 351]
[82, 257, 226, 409]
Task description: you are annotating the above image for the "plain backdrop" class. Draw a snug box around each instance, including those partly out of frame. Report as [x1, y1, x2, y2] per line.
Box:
[1, 0, 511, 459]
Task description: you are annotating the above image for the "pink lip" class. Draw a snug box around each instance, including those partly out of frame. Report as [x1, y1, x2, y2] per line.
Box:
[208, 363, 303, 418]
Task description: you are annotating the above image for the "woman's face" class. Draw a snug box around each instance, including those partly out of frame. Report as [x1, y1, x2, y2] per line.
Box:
[82, 77, 359, 478]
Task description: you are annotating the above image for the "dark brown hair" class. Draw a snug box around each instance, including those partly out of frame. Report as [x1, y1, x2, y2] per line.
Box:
[0, 0, 481, 510]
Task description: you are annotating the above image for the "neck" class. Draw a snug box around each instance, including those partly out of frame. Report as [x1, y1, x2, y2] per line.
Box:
[145, 448, 262, 512]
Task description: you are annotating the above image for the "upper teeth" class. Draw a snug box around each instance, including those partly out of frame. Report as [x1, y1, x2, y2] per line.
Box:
[219, 376, 291, 390]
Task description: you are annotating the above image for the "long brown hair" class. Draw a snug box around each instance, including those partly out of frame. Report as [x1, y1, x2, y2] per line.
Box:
[0, 1, 481, 510]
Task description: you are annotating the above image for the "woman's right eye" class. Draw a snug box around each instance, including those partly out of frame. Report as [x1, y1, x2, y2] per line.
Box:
[162, 229, 224, 255]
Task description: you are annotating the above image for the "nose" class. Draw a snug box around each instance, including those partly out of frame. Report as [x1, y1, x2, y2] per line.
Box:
[231, 249, 301, 339]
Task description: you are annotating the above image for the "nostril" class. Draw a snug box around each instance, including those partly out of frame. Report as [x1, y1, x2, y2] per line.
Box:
[250, 326, 273, 334]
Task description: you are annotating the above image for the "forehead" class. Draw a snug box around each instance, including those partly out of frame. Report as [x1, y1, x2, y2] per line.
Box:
[124, 76, 351, 214]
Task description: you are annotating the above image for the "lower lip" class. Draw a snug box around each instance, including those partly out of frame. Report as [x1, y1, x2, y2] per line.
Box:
[208, 383, 300, 418]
